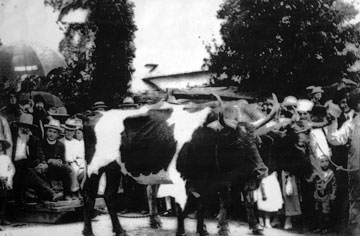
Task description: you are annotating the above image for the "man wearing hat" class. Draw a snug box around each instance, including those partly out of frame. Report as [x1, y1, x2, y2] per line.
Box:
[92, 101, 108, 112]
[42, 119, 73, 201]
[11, 113, 61, 204]
[327, 88, 360, 236]
[62, 118, 85, 199]
[306, 86, 324, 106]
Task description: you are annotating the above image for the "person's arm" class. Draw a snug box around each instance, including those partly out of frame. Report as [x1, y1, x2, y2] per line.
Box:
[326, 119, 352, 146]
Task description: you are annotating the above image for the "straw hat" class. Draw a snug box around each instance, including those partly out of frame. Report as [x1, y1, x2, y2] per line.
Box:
[92, 101, 108, 111]
[44, 119, 62, 131]
[306, 86, 324, 94]
[61, 118, 78, 131]
[13, 113, 38, 130]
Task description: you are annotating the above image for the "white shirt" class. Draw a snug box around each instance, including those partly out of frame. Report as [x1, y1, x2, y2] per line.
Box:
[63, 138, 84, 166]
[14, 138, 28, 161]
[0, 154, 15, 188]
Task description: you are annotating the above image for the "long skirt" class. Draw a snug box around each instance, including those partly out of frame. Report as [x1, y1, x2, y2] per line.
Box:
[255, 172, 283, 212]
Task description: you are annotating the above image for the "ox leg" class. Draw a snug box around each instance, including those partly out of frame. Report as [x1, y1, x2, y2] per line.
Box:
[83, 174, 101, 236]
[196, 197, 209, 236]
[218, 185, 231, 236]
[104, 164, 127, 236]
[147, 184, 162, 228]
[175, 203, 186, 236]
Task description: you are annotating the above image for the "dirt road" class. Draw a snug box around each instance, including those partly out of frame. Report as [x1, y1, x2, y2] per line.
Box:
[0, 214, 322, 236]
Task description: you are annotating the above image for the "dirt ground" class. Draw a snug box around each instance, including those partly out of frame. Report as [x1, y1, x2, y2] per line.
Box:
[0, 213, 327, 236]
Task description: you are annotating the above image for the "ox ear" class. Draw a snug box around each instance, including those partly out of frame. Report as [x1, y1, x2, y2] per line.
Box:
[206, 120, 224, 132]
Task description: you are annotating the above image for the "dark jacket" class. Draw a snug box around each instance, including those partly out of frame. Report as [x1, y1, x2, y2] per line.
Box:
[11, 132, 45, 168]
[41, 139, 65, 162]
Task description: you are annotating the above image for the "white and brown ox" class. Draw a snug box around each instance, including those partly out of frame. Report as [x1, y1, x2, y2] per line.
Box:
[81, 95, 278, 236]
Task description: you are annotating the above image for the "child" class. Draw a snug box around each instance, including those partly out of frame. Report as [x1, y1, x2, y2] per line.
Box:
[311, 157, 336, 234]
[256, 171, 283, 228]
[0, 139, 15, 227]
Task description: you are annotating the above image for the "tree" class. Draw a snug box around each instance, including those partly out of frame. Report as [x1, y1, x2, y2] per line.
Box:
[205, 0, 360, 97]
[44, 0, 137, 107]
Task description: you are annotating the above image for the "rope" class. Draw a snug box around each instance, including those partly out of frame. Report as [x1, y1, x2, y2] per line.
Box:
[328, 158, 360, 172]
[314, 130, 360, 172]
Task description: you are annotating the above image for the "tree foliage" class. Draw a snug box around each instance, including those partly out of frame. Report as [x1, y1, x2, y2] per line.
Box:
[44, 0, 137, 107]
[206, 0, 360, 97]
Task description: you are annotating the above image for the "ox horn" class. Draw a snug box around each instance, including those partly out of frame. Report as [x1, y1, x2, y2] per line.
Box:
[250, 93, 280, 129]
[212, 93, 224, 107]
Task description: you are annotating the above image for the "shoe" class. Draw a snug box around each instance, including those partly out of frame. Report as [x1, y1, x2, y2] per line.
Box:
[0, 219, 11, 226]
[271, 219, 281, 228]
[284, 222, 293, 230]
[313, 228, 322, 233]
[252, 224, 264, 235]
[321, 228, 330, 234]
[52, 192, 63, 202]
[187, 212, 197, 219]
[64, 195, 73, 201]
[120, 209, 130, 214]
[162, 209, 174, 217]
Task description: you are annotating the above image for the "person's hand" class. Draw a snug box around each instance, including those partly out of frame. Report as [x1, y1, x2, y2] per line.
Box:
[48, 159, 62, 167]
[35, 163, 48, 173]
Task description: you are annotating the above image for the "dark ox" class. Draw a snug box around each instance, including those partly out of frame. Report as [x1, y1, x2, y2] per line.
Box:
[81, 100, 270, 236]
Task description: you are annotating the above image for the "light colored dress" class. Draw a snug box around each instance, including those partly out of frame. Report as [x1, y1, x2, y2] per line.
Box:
[281, 171, 302, 216]
[255, 171, 283, 212]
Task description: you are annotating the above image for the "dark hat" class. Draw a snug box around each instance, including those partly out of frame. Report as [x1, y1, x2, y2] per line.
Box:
[92, 101, 108, 111]
[14, 113, 38, 130]
[348, 88, 360, 110]
[0, 139, 11, 150]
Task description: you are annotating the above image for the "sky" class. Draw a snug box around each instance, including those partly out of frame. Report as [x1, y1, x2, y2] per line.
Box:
[0, 0, 359, 92]
[0, 0, 223, 92]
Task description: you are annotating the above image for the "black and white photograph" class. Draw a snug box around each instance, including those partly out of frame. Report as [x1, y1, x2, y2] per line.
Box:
[0, 0, 360, 235]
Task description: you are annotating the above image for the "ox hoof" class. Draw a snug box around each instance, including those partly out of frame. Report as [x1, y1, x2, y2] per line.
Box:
[150, 215, 162, 229]
[196, 231, 209, 236]
[82, 230, 95, 236]
[115, 230, 128, 236]
[175, 233, 186, 236]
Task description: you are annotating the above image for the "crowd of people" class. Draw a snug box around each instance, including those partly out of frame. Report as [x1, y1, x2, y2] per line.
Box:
[0, 91, 101, 228]
[0, 85, 359, 236]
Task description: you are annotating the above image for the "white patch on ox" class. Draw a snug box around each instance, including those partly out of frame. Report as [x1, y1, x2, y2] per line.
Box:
[87, 107, 149, 177]
[156, 103, 212, 210]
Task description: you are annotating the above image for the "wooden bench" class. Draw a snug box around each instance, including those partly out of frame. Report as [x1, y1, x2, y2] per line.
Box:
[8, 198, 106, 224]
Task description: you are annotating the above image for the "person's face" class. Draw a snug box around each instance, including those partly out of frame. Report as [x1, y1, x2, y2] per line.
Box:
[35, 102, 44, 110]
[339, 98, 350, 113]
[75, 129, 83, 141]
[65, 129, 75, 140]
[320, 159, 329, 170]
[46, 128, 59, 141]
[298, 111, 310, 121]
[18, 126, 31, 135]
[9, 94, 17, 105]
[313, 92, 322, 101]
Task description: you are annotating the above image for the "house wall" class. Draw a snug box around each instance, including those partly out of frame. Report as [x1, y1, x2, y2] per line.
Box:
[149, 72, 212, 90]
